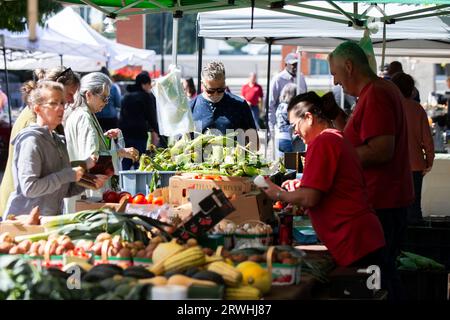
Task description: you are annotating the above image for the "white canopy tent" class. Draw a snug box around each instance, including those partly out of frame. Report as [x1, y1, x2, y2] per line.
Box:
[46, 7, 156, 70]
[198, 6, 450, 58]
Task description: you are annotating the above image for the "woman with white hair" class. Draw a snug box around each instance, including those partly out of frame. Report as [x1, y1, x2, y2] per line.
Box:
[64, 72, 138, 191]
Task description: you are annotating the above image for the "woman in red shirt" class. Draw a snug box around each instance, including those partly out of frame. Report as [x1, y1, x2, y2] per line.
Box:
[262, 92, 385, 267]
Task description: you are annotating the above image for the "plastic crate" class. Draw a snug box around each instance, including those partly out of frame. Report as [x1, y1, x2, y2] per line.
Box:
[119, 170, 176, 195]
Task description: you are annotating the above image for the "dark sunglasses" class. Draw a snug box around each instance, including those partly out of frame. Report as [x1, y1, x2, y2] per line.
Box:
[205, 87, 226, 95]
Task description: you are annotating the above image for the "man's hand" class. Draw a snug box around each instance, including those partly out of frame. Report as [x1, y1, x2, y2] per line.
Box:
[118, 147, 139, 162]
[281, 179, 302, 192]
[423, 167, 432, 176]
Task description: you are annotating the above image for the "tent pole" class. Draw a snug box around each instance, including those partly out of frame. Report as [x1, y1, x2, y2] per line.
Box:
[60, 54, 63, 67]
[2, 44, 12, 128]
[197, 36, 203, 94]
[160, 13, 165, 75]
[265, 39, 272, 159]
[171, 13, 181, 67]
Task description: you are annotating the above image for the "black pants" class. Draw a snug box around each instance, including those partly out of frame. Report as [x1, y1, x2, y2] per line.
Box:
[407, 171, 424, 225]
[375, 207, 408, 301]
[97, 117, 118, 132]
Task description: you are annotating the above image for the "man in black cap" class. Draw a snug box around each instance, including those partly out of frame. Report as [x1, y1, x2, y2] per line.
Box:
[268, 52, 307, 130]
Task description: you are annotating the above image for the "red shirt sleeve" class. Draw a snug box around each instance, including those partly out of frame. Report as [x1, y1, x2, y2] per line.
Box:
[301, 132, 342, 193]
[359, 85, 396, 143]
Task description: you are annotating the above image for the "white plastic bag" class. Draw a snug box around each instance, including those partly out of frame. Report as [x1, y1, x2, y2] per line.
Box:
[110, 131, 125, 174]
[153, 67, 194, 136]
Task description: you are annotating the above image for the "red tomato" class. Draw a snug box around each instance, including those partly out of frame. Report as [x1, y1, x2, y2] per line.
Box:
[119, 192, 133, 202]
[146, 194, 154, 204]
[103, 190, 120, 203]
[132, 193, 147, 204]
[273, 201, 284, 210]
[152, 196, 164, 206]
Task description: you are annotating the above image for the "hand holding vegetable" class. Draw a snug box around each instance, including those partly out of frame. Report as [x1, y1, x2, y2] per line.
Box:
[72, 166, 85, 182]
[118, 147, 139, 162]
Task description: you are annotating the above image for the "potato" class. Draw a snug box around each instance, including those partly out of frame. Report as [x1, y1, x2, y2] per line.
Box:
[136, 249, 146, 258]
[82, 240, 94, 251]
[277, 251, 292, 262]
[0, 242, 14, 254]
[117, 248, 131, 258]
[130, 248, 138, 257]
[111, 236, 123, 250]
[0, 233, 14, 243]
[108, 247, 119, 257]
[96, 233, 112, 243]
[17, 240, 32, 253]
[145, 250, 153, 259]
[248, 254, 264, 263]
[150, 236, 163, 245]
[9, 246, 20, 254]
[55, 245, 65, 256]
[48, 241, 58, 256]
[133, 241, 145, 250]
[91, 242, 103, 256]
[29, 242, 40, 255]
[57, 235, 70, 245]
[26, 206, 41, 225]
[38, 242, 47, 256]
[281, 257, 298, 265]
[61, 239, 75, 251]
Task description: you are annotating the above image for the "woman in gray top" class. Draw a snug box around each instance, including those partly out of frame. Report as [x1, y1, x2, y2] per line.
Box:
[4, 81, 107, 218]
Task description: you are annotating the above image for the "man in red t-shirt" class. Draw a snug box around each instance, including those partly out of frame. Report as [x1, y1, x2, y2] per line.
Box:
[241, 72, 263, 129]
[328, 41, 414, 300]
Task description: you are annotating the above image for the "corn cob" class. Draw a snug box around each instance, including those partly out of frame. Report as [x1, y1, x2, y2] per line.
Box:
[225, 286, 262, 300]
[207, 261, 242, 287]
[163, 246, 205, 273]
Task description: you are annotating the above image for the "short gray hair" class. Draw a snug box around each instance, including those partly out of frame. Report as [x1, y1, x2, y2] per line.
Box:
[328, 41, 372, 73]
[73, 72, 111, 108]
[201, 61, 226, 82]
[280, 83, 297, 104]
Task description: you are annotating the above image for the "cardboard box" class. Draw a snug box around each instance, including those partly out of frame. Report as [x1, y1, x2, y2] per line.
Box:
[169, 174, 255, 206]
[0, 221, 45, 237]
[227, 191, 274, 224]
[172, 190, 273, 225]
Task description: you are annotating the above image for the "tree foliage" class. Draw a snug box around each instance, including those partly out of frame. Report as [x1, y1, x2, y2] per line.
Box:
[0, 0, 62, 32]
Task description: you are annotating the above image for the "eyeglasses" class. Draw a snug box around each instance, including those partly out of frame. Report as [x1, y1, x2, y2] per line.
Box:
[290, 116, 305, 132]
[203, 84, 226, 95]
[42, 101, 68, 110]
[56, 67, 73, 82]
[97, 93, 109, 103]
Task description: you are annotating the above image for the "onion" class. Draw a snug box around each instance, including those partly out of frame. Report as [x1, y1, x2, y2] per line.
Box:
[254, 175, 269, 188]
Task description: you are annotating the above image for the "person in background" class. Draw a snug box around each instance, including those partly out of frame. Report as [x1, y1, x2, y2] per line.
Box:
[392, 72, 434, 225]
[275, 83, 297, 155]
[119, 71, 158, 170]
[65, 72, 138, 179]
[182, 77, 197, 102]
[96, 67, 121, 132]
[268, 52, 307, 130]
[190, 61, 256, 134]
[328, 41, 414, 300]
[262, 91, 385, 268]
[241, 72, 264, 129]
[3, 81, 106, 218]
[0, 67, 80, 216]
[387, 61, 421, 103]
[0, 85, 8, 115]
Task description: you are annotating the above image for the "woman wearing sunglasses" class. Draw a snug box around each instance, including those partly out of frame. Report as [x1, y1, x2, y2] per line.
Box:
[190, 61, 256, 134]
[64, 73, 138, 202]
[261, 91, 385, 268]
[0, 67, 81, 215]
[3, 81, 106, 218]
